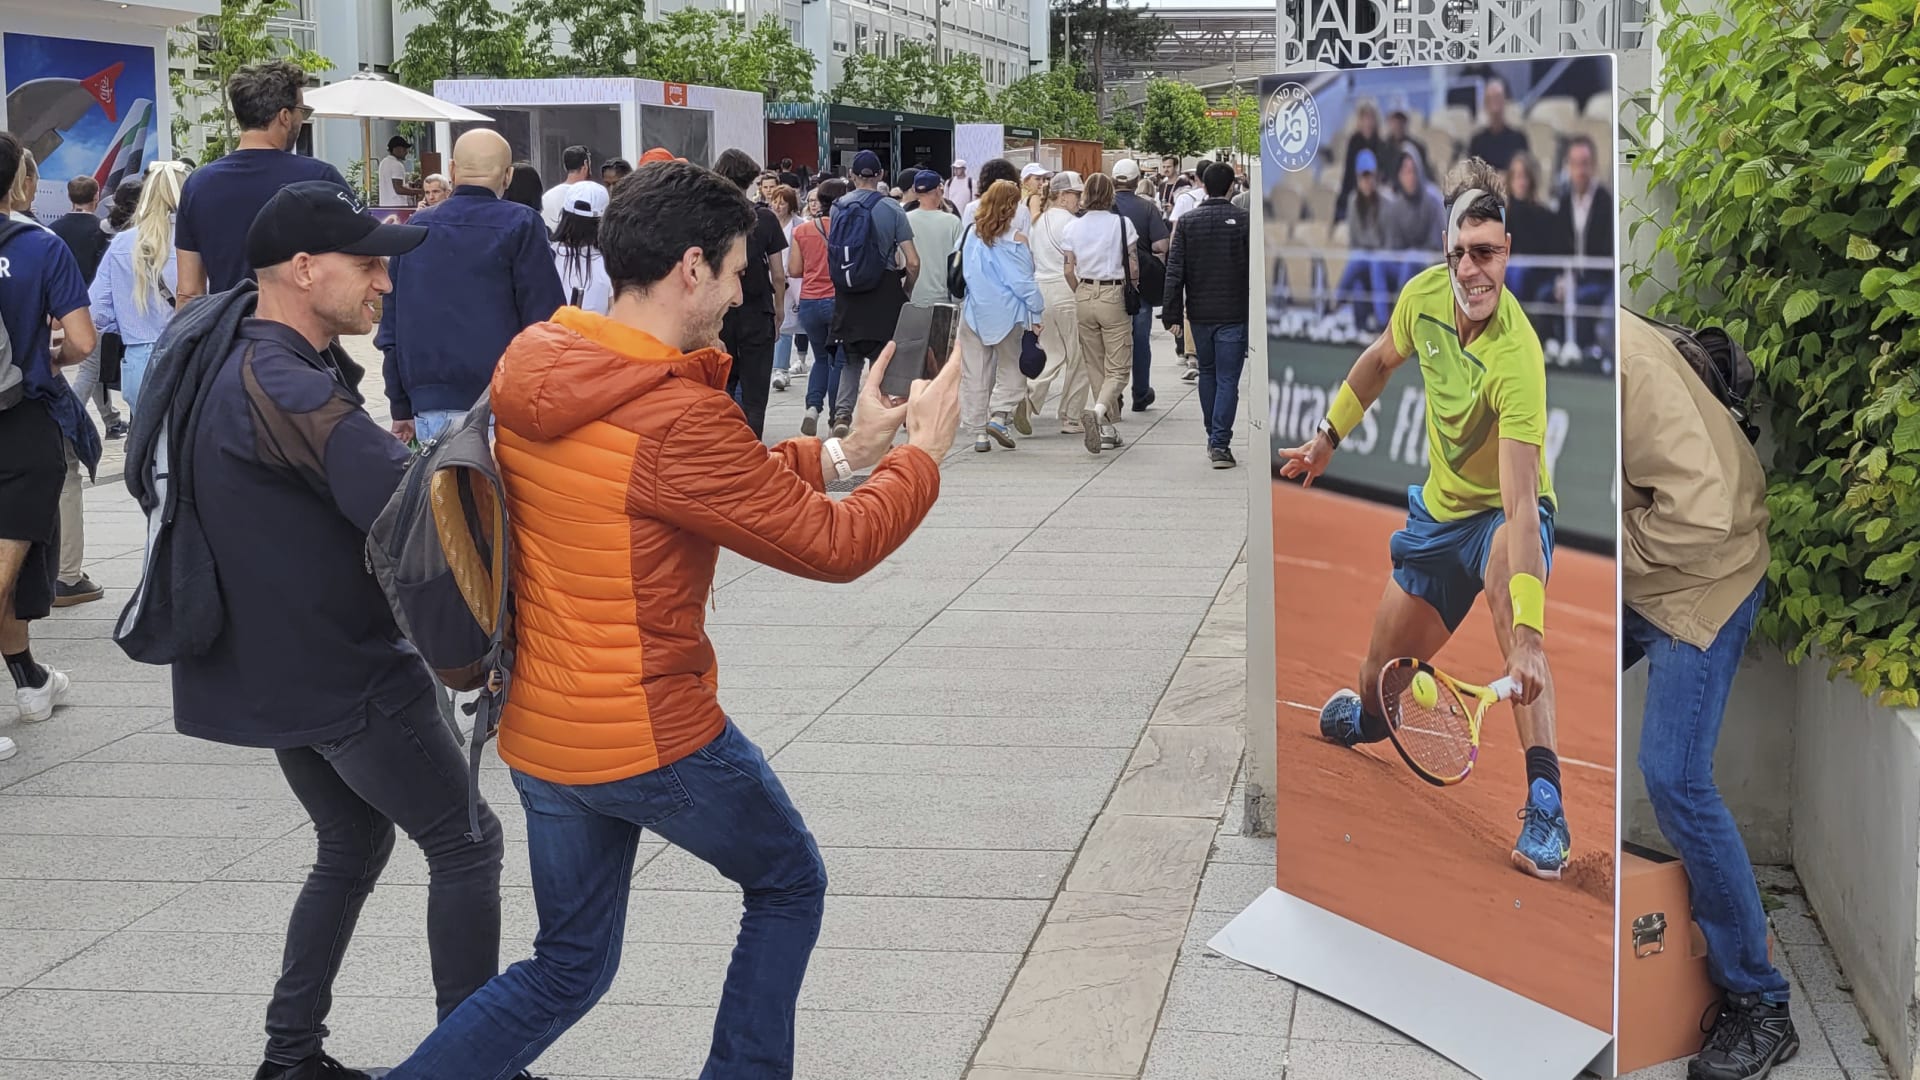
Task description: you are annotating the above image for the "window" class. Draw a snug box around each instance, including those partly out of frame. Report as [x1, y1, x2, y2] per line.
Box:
[854, 21, 867, 51]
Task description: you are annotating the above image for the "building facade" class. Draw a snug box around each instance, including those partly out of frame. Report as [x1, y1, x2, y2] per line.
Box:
[656, 0, 1049, 97]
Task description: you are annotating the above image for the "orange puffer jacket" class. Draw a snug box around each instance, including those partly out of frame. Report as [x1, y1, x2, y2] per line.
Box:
[489, 307, 940, 785]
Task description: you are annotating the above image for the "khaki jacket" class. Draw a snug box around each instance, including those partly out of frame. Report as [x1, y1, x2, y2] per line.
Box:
[1620, 311, 1770, 649]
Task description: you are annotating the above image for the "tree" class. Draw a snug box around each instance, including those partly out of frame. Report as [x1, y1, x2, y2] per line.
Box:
[832, 40, 991, 119]
[928, 53, 994, 121]
[1207, 85, 1259, 158]
[1137, 78, 1210, 159]
[523, 0, 648, 77]
[641, 10, 816, 101]
[171, 0, 331, 158]
[1635, 0, 1920, 705]
[1050, 0, 1162, 96]
[1105, 109, 1139, 150]
[392, 0, 537, 90]
[832, 48, 917, 110]
[997, 63, 1103, 140]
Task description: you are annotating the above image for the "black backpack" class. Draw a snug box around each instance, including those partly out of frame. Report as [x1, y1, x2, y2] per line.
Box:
[1636, 311, 1760, 444]
[0, 219, 34, 412]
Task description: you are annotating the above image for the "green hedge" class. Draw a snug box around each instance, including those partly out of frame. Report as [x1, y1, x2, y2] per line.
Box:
[1633, 0, 1920, 705]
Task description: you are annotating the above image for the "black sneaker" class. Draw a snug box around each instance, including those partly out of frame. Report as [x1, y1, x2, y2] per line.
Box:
[831, 414, 852, 439]
[1690, 993, 1798, 1080]
[1131, 388, 1156, 412]
[105, 420, 129, 439]
[253, 1053, 386, 1080]
[53, 575, 104, 607]
[1209, 447, 1236, 469]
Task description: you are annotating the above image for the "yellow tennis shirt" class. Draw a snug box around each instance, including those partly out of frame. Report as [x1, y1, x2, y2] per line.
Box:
[1388, 264, 1557, 523]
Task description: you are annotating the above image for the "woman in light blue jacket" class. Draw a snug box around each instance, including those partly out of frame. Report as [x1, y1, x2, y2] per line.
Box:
[90, 160, 185, 413]
[958, 179, 1045, 453]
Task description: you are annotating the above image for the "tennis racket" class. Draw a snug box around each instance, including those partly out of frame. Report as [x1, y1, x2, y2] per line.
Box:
[1377, 657, 1519, 787]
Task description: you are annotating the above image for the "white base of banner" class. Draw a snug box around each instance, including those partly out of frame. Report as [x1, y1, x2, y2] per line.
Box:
[1209, 887, 1613, 1080]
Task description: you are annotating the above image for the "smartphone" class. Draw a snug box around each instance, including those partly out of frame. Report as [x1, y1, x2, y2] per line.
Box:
[881, 302, 958, 401]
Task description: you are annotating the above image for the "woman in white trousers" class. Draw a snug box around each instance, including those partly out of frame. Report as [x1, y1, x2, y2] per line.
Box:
[1024, 171, 1091, 433]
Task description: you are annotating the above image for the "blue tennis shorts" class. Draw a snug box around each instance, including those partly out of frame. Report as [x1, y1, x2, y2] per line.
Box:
[1389, 485, 1557, 633]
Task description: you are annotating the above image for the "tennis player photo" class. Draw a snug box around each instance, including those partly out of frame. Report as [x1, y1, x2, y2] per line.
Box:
[1262, 56, 1620, 1033]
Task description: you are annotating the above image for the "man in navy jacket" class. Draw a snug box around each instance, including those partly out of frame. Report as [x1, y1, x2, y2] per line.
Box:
[377, 129, 564, 443]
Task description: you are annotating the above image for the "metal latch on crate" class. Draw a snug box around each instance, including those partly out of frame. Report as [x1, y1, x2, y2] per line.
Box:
[1632, 912, 1668, 958]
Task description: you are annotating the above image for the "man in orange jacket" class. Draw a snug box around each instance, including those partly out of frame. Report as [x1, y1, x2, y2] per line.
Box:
[385, 159, 961, 1079]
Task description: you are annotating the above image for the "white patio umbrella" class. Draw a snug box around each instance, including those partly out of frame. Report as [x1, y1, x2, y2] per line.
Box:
[302, 72, 493, 202]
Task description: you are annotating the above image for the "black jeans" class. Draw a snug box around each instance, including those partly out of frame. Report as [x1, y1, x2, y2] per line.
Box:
[266, 683, 505, 1065]
[724, 308, 778, 439]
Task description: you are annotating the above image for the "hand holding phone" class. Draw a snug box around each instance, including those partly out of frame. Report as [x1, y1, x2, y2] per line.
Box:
[904, 339, 963, 460]
[880, 303, 958, 402]
[840, 343, 910, 471]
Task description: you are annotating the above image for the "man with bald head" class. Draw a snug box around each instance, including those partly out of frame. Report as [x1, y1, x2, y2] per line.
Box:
[377, 128, 564, 443]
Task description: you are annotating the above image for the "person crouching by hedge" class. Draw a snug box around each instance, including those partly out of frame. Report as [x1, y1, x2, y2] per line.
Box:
[1620, 309, 1796, 1080]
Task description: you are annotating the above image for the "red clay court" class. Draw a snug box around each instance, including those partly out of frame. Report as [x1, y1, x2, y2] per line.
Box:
[1271, 478, 1618, 1033]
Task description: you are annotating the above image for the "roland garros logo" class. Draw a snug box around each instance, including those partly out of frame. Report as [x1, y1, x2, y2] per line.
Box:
[1264, 82, 1320, 173]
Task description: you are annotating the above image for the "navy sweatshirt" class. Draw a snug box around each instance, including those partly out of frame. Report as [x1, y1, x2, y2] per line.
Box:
[376, 186, 564, 420]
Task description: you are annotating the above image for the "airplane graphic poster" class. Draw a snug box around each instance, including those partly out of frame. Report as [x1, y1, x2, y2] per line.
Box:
[3, 33, 160, 221]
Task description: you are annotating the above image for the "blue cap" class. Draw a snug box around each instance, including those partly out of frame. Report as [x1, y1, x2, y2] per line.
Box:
[852, 150, 883, 177]
[1355, 148, 1379, 175]
[912, 169, 943, 193]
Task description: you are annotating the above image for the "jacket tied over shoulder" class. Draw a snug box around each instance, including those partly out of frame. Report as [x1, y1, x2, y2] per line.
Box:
[115, 283, 371, 665]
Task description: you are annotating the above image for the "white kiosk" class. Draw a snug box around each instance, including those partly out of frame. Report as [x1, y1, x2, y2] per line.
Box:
[432, 78, 767, 180]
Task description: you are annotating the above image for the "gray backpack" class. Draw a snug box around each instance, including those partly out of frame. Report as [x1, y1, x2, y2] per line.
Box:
[365, 392, 514, 841]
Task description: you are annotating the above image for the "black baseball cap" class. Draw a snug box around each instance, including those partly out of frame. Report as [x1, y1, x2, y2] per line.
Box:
[247, 181, 427, 270]
[388, 135, 411, 150]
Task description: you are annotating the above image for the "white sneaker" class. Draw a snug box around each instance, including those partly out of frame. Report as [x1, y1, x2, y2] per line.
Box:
[772, 370, 790, 391]
[16, 666, 69, 723]
[0, 735, 16, 761]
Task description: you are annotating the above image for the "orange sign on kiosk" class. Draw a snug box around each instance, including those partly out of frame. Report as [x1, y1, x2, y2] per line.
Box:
[663, 82, 688, 107]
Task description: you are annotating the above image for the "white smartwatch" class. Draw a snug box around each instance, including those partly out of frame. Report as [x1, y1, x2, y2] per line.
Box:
[824, 437, 855, 481]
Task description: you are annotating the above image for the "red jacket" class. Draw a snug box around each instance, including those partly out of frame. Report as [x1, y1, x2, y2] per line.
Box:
[489, 307, 940, 784]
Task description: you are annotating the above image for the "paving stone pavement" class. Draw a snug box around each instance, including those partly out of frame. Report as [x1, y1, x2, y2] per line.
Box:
[1, 327, 1883, 1080]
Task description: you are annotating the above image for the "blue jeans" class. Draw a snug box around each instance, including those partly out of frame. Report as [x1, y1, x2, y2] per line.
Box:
[1625, 582, 1789, 1004]
[797, 297, 842, 411]
[1190, 322, 1247, 450]
[413, 409, 464, 445]
[122, 342, 155, 413]
[386, 720, 828, 1080]
[1130, 304, 1154, 405]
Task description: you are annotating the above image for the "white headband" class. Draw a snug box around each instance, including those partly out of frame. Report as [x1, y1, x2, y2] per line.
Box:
[1446, 187, 1508, 251]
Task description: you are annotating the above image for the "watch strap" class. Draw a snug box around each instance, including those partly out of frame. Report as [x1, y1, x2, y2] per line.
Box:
[824, 437, 854, 481]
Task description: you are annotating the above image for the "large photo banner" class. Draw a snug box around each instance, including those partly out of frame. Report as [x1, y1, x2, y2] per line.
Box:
[1256, 53, 1622, 1065]
[3, 32, 160, 222]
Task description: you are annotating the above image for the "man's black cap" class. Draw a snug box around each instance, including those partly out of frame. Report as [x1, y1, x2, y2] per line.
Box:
[247, 180, 427, 270]
[388, 135, 411, 150]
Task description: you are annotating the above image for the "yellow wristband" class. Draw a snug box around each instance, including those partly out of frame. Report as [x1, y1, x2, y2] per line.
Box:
[1327, 381, 1365, 440]
[1509, 573, 1545, 636]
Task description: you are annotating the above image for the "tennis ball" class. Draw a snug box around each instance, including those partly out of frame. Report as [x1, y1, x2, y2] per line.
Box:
[1410, 671, 1439, 708]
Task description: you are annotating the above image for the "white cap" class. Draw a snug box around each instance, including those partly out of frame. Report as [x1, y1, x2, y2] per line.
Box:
[951, 158, 967, 169]
[1112, 158, 1142, 182]
[564, 180, 609, 220]
[1020, 162, 1051, 180]
[1049, 170, 1084, 194]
